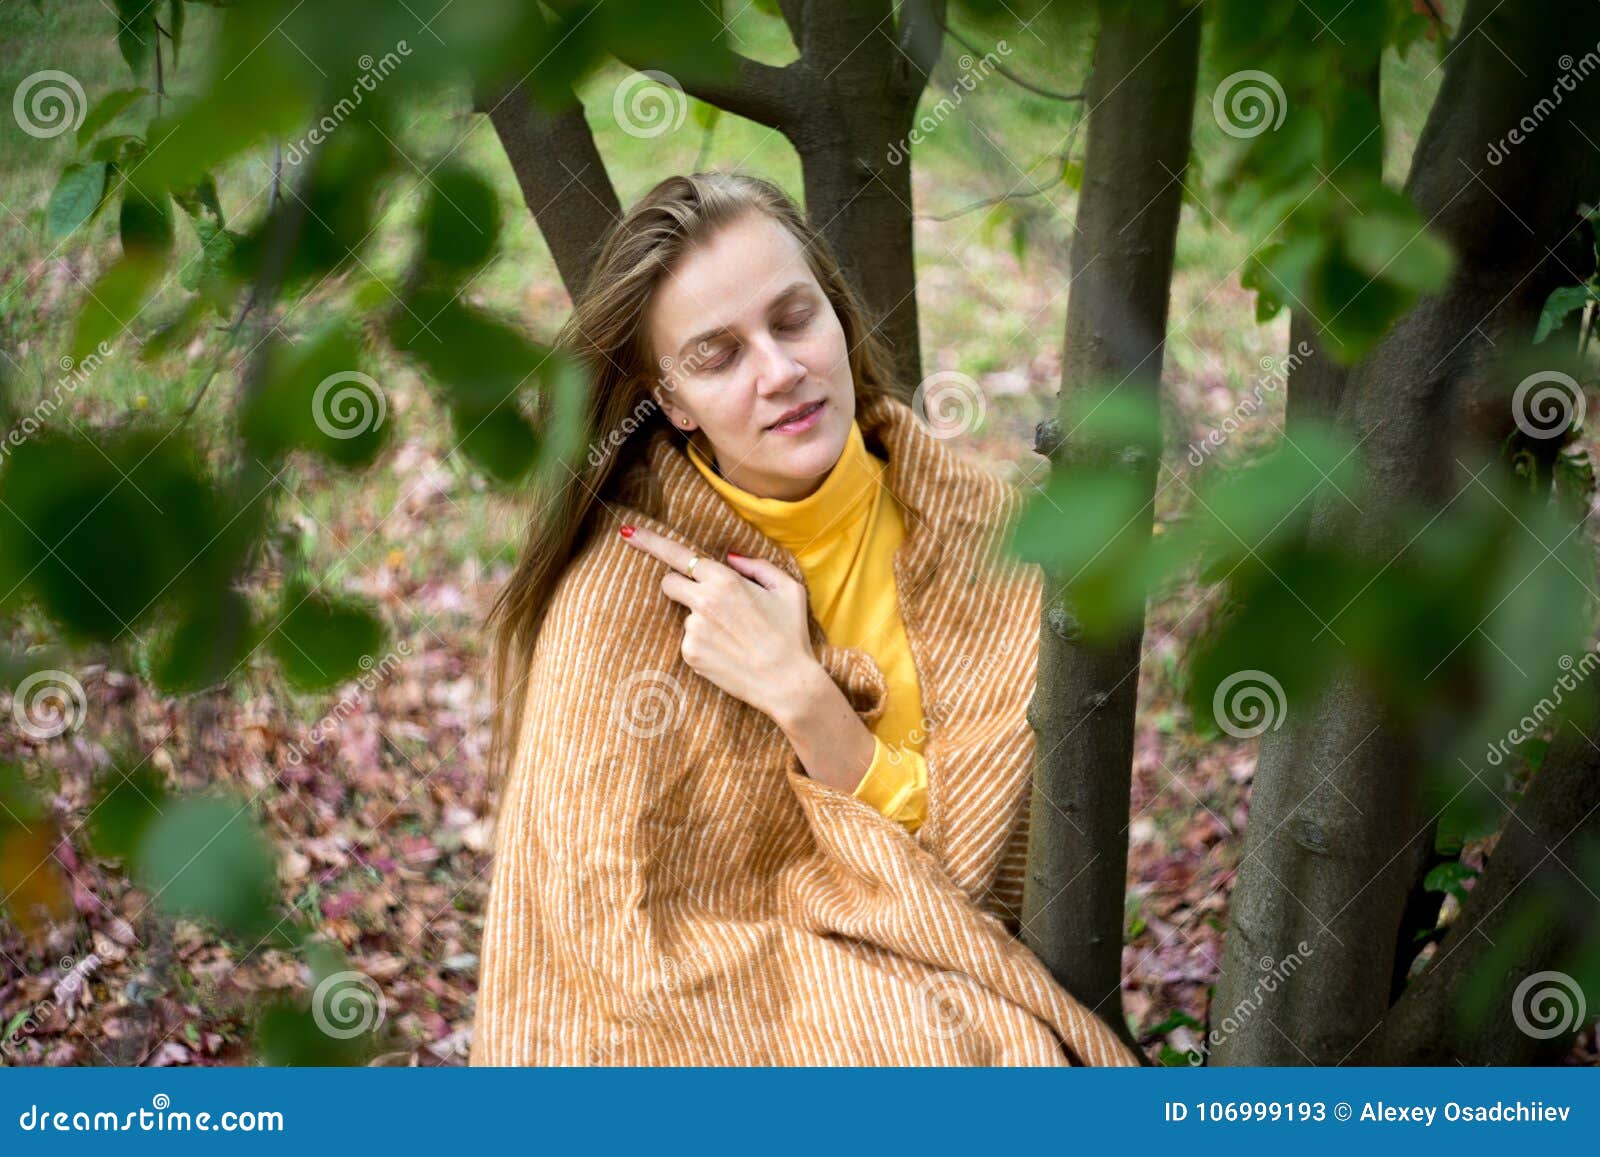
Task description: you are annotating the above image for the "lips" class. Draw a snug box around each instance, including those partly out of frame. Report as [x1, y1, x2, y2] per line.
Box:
[766, 400, 824, 431]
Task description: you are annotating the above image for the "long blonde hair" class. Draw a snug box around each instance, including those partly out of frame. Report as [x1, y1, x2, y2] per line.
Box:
[486, 171, 898, 786]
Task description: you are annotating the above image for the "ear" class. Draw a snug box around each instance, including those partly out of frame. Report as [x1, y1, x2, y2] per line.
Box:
[651, 382, 696, 432]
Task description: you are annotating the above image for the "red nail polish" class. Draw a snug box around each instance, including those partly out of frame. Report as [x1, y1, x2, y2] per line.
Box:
[619, 525, 635, 538]
[727, 551, 743, 559]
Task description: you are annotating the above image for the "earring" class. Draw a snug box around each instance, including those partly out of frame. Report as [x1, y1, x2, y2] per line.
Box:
[679, 418, 691, 428]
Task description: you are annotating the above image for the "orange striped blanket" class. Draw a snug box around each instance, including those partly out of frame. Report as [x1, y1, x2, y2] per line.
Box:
[471, 394, 1136, 1065]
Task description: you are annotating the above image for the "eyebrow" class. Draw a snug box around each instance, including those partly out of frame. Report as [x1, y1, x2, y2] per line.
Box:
[675, 280, 812, 361]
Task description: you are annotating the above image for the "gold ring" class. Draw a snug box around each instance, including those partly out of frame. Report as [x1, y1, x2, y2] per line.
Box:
[685, 553, 699, 579]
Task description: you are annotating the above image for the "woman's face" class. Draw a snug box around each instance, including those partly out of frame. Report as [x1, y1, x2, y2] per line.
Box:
[643, 210, 856, 501]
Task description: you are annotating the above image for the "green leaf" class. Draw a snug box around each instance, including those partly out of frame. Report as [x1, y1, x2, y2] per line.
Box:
[449, 397, 540, 483]
[533, 350, 591, 485]
[1423, 859, 1480, 904]
[120, 186, 175, 256]
[86, 765, 170, 864]
[70, 252, 165, 361]
[420, 164, 501, 277]
[691, 99, 721, 132]
[172, 172, 224, 226]
[1247, 234, 1323, 324]
[45, 162, 109, 243]
[1534, 283, 1598, 344]
[255, 995, 377, 1067]
[241, 324, 388, 467]
[389, 292, 549, 409]
[0, 764, 49, 830]
[76, 87, 147, 147]
[0, 427, 237, 641]
[268, 582, 386, 692]
[151, 587, 260, 694]
[178, 216, 239, 314]
[168, 0, 185, 68]
[1179, 423, 1364, 571]
[133, 792, 278, 936]
[115, 0, 156, 79]
[89, 134, 142, 163]
[1341, 209, 1454, 295]
[1158, 1043, 1203, 1067]
[1141, 1008, 1204, 1036]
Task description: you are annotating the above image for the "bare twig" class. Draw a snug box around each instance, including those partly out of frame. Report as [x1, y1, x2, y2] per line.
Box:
[934, 12, 1084, 103]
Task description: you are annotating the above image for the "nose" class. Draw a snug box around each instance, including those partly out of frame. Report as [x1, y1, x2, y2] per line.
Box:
[752, 331, 806, 397]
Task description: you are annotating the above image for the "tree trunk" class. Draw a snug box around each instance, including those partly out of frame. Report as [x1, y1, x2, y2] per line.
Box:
[484, 1, 944, 395]
[1021, 0, 1201, 1059]
[773, 0, 944, 394]
[479, 80, 621, 301]
[1211, 0, 1600, 1066]
[1282, 58, 1379, 435]
[1358, 697, 1600, 1064]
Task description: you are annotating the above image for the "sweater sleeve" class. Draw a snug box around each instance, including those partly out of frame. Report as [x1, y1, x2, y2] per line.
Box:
[852, 738, 928, 834]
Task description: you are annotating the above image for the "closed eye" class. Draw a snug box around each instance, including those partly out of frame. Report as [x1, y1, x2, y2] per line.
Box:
[692, 308, 812, 374]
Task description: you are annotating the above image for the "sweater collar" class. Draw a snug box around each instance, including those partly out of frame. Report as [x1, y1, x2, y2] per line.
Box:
[683, 416, 880, 555]
[622, 393, 1000, 605]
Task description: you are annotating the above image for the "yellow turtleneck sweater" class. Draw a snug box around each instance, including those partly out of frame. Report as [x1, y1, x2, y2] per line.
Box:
[686, 419, 929, 833]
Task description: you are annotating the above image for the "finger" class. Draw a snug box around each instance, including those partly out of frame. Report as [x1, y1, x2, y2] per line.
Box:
[723, 552, 789, 590]
[620, 523, 730, 581]
[660, 572, 703, 609]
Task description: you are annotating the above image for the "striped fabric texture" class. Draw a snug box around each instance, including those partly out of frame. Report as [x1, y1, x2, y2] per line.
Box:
[471, 393, 1138, 1066]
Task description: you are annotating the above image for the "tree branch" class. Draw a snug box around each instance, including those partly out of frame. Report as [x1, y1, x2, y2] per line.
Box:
[614, 51, 808, 137]
[934, 12, 1084, 102]
[776, 0, 808, 55]
[892, 0, 948, 103]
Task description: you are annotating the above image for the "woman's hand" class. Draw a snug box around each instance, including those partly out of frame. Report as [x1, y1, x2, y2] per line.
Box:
[618, 524, 817, 720]
[618, 523, 877, 795]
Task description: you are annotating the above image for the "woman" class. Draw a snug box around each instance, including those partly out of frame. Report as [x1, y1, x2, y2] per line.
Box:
[471, 172, 1135, 1066]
